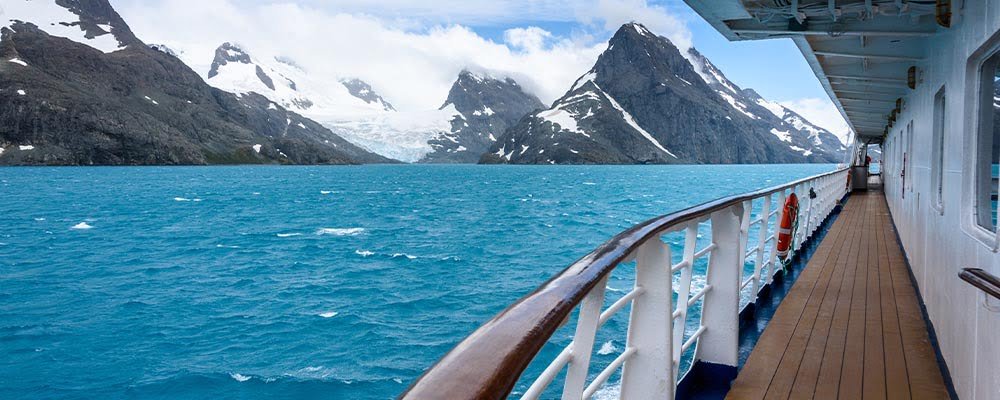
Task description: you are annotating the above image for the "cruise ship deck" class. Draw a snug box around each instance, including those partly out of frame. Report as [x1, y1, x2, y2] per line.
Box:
[727, 191, 950, 400]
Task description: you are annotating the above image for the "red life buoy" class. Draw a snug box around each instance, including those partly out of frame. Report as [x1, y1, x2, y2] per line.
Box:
[776, 193, 799, 260]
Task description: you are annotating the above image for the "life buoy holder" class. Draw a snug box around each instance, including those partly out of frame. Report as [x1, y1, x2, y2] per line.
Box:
[776, 193, 799, 260]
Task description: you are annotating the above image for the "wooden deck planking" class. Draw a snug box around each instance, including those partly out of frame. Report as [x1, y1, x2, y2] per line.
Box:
[726, 192, 949, 400]
[724, 192, 854, 400]
[786, 186, 865, 400]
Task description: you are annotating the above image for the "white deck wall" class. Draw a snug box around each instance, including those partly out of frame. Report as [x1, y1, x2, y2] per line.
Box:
[881, 3, 1000, 399]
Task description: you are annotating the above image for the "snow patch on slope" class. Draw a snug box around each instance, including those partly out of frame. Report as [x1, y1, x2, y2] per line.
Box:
[4, 1, 125, 53]
[770, 128, 793, 143]
[718, 91, 758, 120]
[600, 87, 677, 158]
[756, 99, 786, 119]
[539, 108, 582, 134]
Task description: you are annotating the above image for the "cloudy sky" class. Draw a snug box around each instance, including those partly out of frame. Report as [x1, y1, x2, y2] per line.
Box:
[114, 0, 850, 142]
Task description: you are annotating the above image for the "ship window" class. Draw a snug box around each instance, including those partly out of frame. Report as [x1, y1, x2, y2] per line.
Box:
[975, 51, 1000, 231]
[932, 87, 946, 214]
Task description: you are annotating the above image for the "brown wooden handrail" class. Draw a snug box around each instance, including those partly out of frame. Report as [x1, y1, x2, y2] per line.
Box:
[959, 268, 1000, 301]
[399, 166, 849, 400]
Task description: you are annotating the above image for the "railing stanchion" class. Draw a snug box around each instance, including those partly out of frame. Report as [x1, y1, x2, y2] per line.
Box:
[671, 223, 699, 383]
[694, 204, 744, 369]
[561, 276, 608, 400]
[770, 190, 786, 283]
[753, 194, 770, 302]
[620, 238, 674, 399]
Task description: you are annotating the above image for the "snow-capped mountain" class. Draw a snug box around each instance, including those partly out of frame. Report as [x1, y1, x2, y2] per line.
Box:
[203, 42, 393, 118]
[194, 47, 543, 163]
[483, 23, 846, 164]
[685, 48, 846, 160]
[341, 78, 395, 112]
[421, 70, 544, 163]
[193, 44, 541, 163]
[1, 0, 391, 165]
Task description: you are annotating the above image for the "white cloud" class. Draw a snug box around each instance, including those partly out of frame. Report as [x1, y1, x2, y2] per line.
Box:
[576, 0, 693, 51]
[115, 0, 690, 111]
[504, 27, 554, 52]
[779, 97, 853, 145]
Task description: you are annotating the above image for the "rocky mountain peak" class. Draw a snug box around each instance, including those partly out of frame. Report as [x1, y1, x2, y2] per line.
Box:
[583, 22, 707, 98]
[54, 0, 140, 45]
[483, 22, 846, 165]
[340, 78, 395, 111]
[420, 71, 543, 163]
[440, 70, 540, 116]
[3, 0, 139, 54]
[208, 42, 252, 78]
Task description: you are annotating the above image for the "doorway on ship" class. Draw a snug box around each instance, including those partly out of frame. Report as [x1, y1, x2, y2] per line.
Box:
[850, 141, 880, 192]
[866, 143, 884, 191]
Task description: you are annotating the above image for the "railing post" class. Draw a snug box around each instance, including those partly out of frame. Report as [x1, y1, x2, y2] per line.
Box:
[753, 195, 771, 301]
[671, 224, 699, 383]
[561, 276, 608, 400]
[694, 203, 744, 368]
[768, 190, 786, 284]
[619, 238, 673, 399]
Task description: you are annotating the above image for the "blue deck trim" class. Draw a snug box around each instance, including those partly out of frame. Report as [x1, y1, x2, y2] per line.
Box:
[676, 194, 849, 399]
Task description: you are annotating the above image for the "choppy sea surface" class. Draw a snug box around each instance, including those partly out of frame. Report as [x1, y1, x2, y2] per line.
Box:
[0, 164, 836, 400]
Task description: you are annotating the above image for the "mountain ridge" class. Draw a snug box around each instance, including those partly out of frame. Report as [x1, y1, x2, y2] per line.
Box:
[482, 23, 846, 165]
[0, 0, 393, 165]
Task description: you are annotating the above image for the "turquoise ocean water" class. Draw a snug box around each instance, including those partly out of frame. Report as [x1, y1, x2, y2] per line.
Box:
[0, 164, 836, 399]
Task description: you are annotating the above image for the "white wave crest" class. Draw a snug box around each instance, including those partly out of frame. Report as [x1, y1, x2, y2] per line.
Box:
[355, 250, 375, 257]
[173, 197, 202, 202]
[230, 373, 251, 382]
[318, 311, 338, 318]
[276, 233, 302, 238]
[316, 228, 364, 236]
[597, 340, 617, 355]
[391, 253, 417, 260]
[70, 222, 93, 230]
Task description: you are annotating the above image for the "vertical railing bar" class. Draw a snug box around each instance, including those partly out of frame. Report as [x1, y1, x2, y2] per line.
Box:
[770, 189, 786, 283]
[737, 200, 752, 305]
[671, 223, 698, 383]
[619, 238, 673, 398]
[561, 276, 609, 400]
[752, 193, 770, 302]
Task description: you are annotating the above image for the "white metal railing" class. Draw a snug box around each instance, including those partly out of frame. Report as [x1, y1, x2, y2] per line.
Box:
[519, 169, 848, 400]
[401, 167, 850, 400]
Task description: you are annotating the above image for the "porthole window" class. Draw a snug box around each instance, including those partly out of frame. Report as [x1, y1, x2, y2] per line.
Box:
[974, 50, 1000, 231]
[932, 87, 946, 214]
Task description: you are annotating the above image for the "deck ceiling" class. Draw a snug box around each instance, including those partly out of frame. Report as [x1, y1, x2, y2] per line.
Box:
[684, 0, 946, 143]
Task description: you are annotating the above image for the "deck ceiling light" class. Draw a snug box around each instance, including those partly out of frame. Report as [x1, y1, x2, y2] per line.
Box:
[907, 66, 918, 89]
